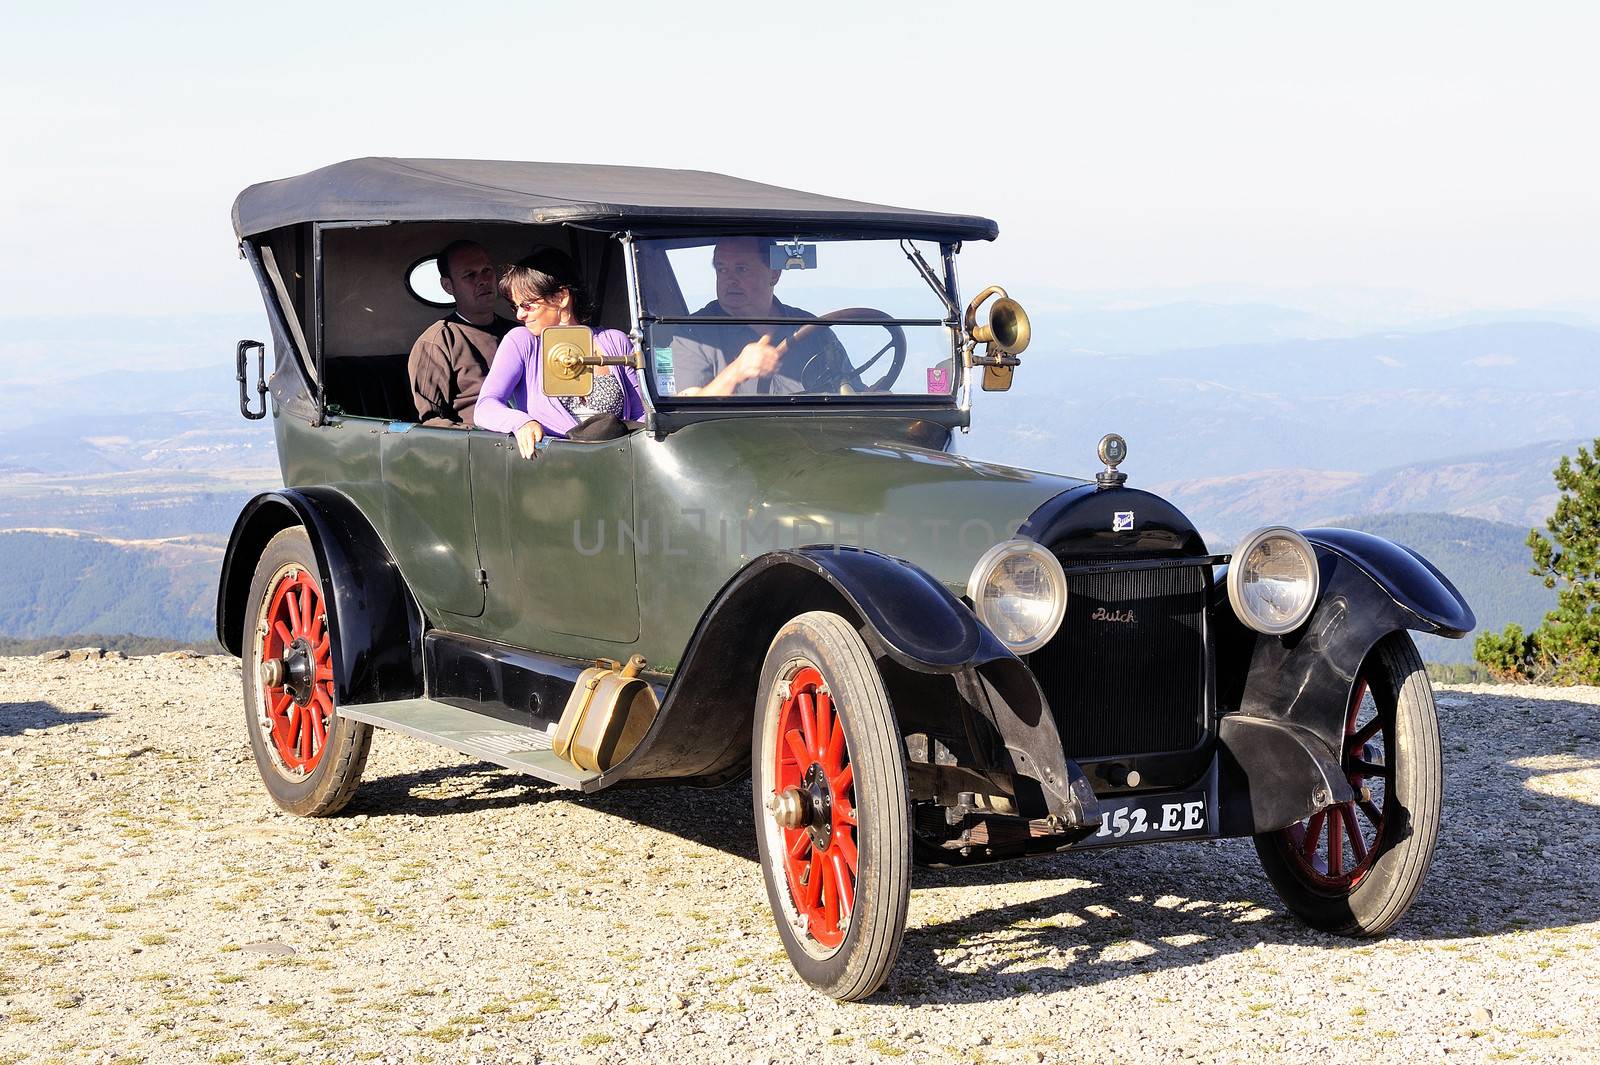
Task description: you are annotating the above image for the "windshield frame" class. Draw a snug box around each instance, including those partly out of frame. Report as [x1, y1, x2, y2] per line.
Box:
[623, 232, 967, 427]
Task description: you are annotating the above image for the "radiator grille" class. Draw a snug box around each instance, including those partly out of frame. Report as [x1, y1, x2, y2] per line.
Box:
[1028, 563, 1208, 758]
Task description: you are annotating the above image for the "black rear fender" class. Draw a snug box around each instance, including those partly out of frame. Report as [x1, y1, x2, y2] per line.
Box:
[216, 489, 424, 705]
[1214, 530, 1473, 834]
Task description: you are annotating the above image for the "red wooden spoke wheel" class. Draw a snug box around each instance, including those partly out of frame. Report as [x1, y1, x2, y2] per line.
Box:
[771, 666, 859, 949]
[243, 527, 371, 817]
[753, 611, 910, 1001]
[1281, 676, 1392, 890]
[258, 566, 335, 775]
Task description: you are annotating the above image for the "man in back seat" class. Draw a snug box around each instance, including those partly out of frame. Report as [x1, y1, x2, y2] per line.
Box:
[408, 240, 517, 426]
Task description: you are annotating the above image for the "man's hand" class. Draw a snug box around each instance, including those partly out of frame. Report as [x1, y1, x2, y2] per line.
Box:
[513, 420, 544, 460]
[731, 334, 787, 385]
[683, 334, 790, 397]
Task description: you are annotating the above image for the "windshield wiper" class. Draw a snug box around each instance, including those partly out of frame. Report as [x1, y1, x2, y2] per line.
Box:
[901, 239, 958, 319]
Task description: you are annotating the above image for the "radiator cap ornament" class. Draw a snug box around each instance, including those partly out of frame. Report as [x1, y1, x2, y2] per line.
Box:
[1096, 433, 1128, 489]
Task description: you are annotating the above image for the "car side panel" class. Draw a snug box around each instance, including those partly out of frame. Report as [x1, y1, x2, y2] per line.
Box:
[275, 411, 387, 529]
[469, 434, 641, 651]
[275, 410, 456, 632]
[629, 415, 1081, 672]
[380, 424, 484, 619]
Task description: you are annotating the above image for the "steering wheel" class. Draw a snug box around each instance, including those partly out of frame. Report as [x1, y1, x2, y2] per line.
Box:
[789, 307, 907, 393]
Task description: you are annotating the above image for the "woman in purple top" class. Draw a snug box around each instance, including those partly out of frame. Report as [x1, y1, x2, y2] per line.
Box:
[475, 247, 646, 459]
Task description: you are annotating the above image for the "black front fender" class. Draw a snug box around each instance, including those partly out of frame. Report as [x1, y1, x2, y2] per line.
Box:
[1303, 528, 1475, 638]
[216, 489, 424, 705]
[1214, 530, 1472, 835]
[783, 547, 984, 672]
[603, 547, 1095, 825]
[788, 548, 1096, 825]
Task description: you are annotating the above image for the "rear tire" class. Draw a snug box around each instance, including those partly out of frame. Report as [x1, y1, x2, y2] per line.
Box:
[1254, 633, 1441, 936]
[752, 611, 911, 1001]
[243, 527, 372, 817]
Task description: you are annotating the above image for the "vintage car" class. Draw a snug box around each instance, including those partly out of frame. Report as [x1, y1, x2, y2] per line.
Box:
[218, 158, 1474, 1001]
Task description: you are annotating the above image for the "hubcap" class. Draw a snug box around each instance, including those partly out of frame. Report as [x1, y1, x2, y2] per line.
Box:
[802, 762, 834, 850]
[281, 638, 316, 705]
[770, 787, 808, 830]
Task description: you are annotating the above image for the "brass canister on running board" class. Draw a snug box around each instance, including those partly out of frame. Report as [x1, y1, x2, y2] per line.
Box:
[553, 655, 658, 772]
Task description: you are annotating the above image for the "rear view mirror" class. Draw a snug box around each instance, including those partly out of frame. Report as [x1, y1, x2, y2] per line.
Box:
[541, 325, 594, 397]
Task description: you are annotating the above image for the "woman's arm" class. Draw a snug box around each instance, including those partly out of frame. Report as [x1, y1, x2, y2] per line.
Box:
[473, 331, 535, 434]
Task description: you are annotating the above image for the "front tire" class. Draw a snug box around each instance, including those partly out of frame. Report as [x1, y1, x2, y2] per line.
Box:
[752, 611, 911, 1001]
[243, 527, 372, 817]
[1254, 633, 1442, 936]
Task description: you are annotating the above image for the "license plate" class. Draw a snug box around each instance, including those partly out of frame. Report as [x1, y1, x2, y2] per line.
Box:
[1078, 791, 1209, 848]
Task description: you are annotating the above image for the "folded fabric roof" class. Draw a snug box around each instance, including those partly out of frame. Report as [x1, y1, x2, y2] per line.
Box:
[231, 157, 999, 242]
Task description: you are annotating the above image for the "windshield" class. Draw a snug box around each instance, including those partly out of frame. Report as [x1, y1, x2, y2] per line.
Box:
[635, 236, 959, 402]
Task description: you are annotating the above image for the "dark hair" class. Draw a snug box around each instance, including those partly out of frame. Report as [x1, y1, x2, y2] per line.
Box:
[715, 236, 776, 261]
[497, 246, 594, 323]
[436, 239, 484, 281]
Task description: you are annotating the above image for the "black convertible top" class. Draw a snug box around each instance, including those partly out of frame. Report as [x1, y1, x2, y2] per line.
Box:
[231, 157, 999, 242]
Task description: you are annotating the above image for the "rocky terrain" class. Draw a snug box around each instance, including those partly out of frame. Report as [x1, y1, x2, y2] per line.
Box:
[0, 654, 1595, 1064]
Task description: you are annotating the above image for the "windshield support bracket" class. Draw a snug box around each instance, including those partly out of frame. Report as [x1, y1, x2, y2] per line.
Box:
[901, 239, 958, 319]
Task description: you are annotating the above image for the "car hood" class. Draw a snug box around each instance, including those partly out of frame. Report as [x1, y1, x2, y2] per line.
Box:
[636, 415, 1086, 593]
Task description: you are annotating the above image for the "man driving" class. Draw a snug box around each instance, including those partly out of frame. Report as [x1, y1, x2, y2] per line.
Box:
[407, 240, 517, 425]
[671, 237, 847, 396]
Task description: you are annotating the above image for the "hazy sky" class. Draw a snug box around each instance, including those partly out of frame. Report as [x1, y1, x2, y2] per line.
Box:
[3, 0, 1596, 318]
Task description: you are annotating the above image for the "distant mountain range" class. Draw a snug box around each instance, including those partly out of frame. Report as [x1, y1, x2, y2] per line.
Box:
[1154, 438, 1577, 545]
[1019, 291, 1600, 356]
[0, 470, 273, 541]
[0, 310, 1592, 668]
[962, 320, 1600, 485]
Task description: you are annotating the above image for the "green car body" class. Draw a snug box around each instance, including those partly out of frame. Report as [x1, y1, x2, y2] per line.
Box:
[273, 408, 1079, 669]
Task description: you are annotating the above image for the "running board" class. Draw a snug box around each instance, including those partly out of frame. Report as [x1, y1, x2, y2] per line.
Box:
[338, 699, 601, 791]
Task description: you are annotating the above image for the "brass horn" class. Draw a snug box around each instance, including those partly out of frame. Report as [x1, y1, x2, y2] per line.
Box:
[964, 285, 1031, 356]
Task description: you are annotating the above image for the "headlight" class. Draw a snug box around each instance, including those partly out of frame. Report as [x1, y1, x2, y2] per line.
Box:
[1227, 526, 1320, 635]
[966, 539, 1068, 654]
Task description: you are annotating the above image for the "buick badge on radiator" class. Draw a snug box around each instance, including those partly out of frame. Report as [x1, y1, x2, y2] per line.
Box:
[1091, 607, 1137, 624]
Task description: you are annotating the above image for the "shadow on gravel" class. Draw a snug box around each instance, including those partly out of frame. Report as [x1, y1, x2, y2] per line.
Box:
[881, 688, 1600, 1004]
[347, 761, 567, 817]
[344, 690, 1596, 1005]
[1413, 689, 1599, 938]
[0, 699, 110, 737]
[346, 762, 760, 860]
[884, 842, 1303, 1002]
[580, 778, 759, 861]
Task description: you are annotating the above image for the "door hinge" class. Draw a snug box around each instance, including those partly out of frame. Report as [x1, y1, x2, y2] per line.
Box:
[476, 569, 489, 587]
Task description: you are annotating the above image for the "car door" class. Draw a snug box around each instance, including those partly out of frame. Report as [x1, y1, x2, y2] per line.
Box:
[469, 431, 641, 654]
[380, 423, 485, 619]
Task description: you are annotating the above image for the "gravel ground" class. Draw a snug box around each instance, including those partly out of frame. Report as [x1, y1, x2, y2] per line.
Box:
[0, 653, 1596, 1065]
